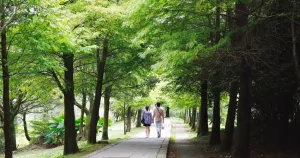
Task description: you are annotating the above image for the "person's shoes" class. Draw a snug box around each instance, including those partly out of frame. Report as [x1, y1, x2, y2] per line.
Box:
[158, 133, 160, 138]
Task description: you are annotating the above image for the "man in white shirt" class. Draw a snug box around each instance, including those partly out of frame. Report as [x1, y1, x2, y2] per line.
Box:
[152, 102, 164, 138]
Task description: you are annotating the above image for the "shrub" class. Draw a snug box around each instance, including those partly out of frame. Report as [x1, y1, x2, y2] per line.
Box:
[30, 115, 112, 145]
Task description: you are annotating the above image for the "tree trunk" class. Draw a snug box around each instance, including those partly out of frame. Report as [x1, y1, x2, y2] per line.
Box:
[1, 13, 12, 158]
[198, 81, 209, 137]
[189, 108, 193, 126]
[232, 1, 251, 158]
[132, 111, 137, 123]
[123, 102, 126, 135]
[221, 81, 238, 151]
[184, 109, 187, 123]
[79, 91, 87, 137]
[126, 106, 132, 132]
[82, 93, 94, 140]
[136, 109, 142, 127]
[191, 107, 197, 130]
[63, 53, 79, 155]
[11, 119, 16, 151]
[102, 86, 111, 140]
[210, 86, 221, 145]
[166, 107, 170, 118]
[23, 113, 30, 141]
[88, 39, 109, 144]
[291, 2, 300, 82]
[234, 63, 251, 158]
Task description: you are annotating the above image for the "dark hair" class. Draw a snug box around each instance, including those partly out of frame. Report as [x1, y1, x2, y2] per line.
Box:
[156, 102, 161, 107]
[145, 106, 150, 111]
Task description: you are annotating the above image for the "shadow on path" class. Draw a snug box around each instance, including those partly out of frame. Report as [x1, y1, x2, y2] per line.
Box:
[84, 119, 171, 158]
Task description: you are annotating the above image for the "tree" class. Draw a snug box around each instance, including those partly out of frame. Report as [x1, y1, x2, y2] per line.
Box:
[232, 1, 251, 157]
[88, 39, 109, 144]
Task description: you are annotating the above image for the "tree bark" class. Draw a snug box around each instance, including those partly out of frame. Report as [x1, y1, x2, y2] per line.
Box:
[233, 63, 251, 158]
[232, 2, 250, 157]
[1, 11, 12, 158]
[198, 81, 209, 137]
[210, 86, 221, 145]
[88, 39, 109, 144]
[11, 119, 16, 151]
[102, 86, 111, 140]
[79, 91, 87, 136]
[63, 53, 79, 155]
[221, 81, 238, 151]
[166, 107, 170, 118]
[191, 107, 197, 130]
[126, 106, 132, 132]
[136, 109, 142, 127]
[23, 113, 30, 141]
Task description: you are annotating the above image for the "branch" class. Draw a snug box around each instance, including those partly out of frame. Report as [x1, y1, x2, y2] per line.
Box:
[75, 100, 90, 115]
[1, 5, 17, 33]
[51, 70, 65, 93]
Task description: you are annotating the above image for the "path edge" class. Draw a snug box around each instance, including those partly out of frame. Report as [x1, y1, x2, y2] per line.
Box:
[83, 136, 132, 158]
[157, 119, 171, 158]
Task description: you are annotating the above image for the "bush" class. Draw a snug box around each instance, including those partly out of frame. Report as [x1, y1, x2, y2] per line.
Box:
[97, 117, 112, 132]
[30, 115, 112, 145]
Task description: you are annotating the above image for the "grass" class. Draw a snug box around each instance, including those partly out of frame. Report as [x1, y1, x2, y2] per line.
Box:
[1, 121, 144, 158]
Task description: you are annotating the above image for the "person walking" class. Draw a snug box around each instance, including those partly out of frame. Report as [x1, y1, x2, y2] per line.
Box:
[142, 105, 152, 138]
[153, 102, 164, 138]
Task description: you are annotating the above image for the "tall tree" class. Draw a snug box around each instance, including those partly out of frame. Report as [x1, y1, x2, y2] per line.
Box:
[232, 1, 251, 157]
[210, 0, 222, 145]
[88, 39, 109, 144]
[62, 53, 79, 154]
[1, 6, 11, 156]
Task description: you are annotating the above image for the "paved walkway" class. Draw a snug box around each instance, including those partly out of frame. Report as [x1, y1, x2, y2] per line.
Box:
[85, 119, 171, 158]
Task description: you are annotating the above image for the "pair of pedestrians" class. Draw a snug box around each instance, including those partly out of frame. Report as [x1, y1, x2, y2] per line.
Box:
[142, 102, 164, 138]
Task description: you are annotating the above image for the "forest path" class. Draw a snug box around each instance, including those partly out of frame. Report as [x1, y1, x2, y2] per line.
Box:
[172, 119, 205, 158]
[84, 118, 171, 158]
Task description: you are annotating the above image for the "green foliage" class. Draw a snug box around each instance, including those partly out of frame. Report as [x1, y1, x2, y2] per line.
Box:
[44, 115, 65, 145]
[0, 130, 4, 154]
[97, 118, 112, 133]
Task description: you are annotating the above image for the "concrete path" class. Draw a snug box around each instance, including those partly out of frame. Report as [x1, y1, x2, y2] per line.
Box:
[174, 121, 205, 158]
[85, 118, 171, 158]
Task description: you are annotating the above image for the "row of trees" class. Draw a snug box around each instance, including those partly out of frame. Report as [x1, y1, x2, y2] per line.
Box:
[0, 0, 159, 157]
[130, 0, 300, 157]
